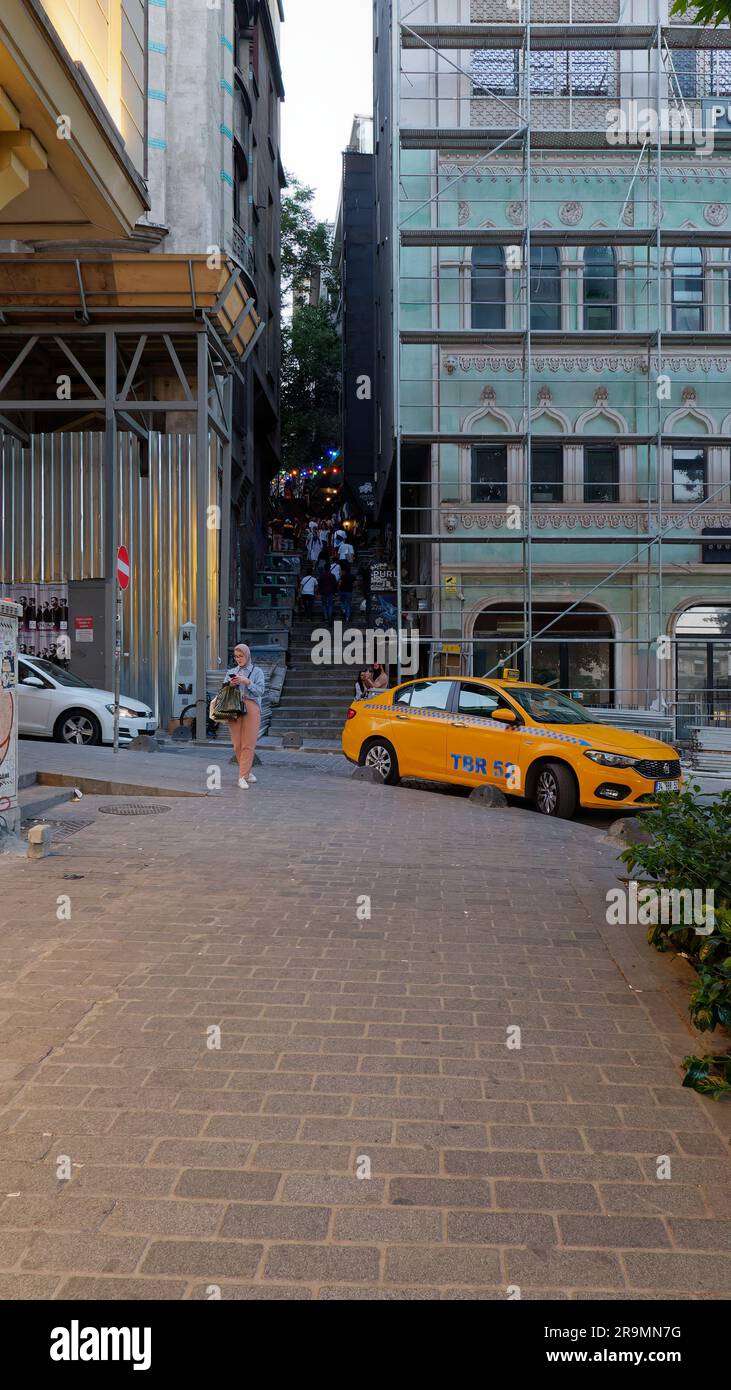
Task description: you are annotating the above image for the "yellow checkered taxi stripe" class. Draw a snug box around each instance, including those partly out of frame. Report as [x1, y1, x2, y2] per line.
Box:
[362, 703, 591, 747]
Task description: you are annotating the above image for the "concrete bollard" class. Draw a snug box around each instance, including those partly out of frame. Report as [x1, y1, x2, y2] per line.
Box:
[468, 785, 509, 809]
[27, 824, 52, 859]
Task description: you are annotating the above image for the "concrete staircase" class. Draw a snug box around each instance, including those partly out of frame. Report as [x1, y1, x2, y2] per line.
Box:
[268, 542, 379, 745]
[267, 613, 363, 743]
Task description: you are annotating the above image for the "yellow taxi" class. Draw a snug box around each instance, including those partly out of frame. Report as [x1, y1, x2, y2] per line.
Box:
[341, 674, 682, 818]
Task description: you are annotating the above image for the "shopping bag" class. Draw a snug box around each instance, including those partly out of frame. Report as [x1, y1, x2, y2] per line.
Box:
[211, 682, 243, 722]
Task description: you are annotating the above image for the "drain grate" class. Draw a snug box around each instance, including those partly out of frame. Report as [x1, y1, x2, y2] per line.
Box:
[25, 817, 96, 841]
[98, 802, 171, 816]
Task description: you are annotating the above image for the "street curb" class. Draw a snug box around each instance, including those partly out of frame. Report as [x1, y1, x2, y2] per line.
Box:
[35, 771, 203, 799]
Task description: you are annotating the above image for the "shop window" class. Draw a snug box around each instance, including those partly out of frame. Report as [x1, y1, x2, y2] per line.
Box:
[532, 444, 563, 503]
[583, 246, 616, 330]
[471, 446, 508, 504]
[672, 448, 706, 503]
[472, 247, 505, 330]
[530, 246, 561, 330]
[672, 247, 704, 331]
[584, 445, 619, 503]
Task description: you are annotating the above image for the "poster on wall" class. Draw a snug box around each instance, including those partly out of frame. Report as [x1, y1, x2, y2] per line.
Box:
[0, 609, 19, 818]
[0, 583, 69, 665]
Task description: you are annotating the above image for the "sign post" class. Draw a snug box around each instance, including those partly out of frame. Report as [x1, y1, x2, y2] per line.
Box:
[114, 545, 130, 754]
[0, 599, 21, 837]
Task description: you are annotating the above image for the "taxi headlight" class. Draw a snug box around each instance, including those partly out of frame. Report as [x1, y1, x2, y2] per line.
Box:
[584, 749, 639, 769]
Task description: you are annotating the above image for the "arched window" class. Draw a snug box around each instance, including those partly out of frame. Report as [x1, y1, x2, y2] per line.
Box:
[472, 247, 505, 330]
[584, 246, 616, 330]
[530, 246, 561, 330]
[672, 247, 704, 331]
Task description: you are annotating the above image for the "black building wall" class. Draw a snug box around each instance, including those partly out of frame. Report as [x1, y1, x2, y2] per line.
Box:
[340, 150, 377, 514]
[373, 0, 395, 516]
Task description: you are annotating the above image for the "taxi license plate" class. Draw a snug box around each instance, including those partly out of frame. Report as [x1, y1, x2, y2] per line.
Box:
[654, 779, 679, 793]
[146, 721, 156, 733]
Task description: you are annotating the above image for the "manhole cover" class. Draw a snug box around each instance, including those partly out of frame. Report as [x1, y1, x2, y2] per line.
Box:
[98, 802, 171, 816]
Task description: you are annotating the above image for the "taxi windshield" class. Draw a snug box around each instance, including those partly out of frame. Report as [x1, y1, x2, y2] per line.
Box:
[512, 687, 597, 725]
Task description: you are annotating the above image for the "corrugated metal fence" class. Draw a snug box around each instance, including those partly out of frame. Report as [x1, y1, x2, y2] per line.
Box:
[0, 431, 221, 726]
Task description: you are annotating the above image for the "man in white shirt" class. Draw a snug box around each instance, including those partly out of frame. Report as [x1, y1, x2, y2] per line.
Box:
[299, 571, 317, 618]
[338, 540, 355, 564]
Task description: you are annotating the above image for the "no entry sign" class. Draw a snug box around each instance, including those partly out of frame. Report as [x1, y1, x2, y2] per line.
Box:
[116, 545, 130, 591]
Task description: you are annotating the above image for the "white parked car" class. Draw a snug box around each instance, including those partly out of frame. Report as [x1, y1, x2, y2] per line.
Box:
[17, 656, 157, 746]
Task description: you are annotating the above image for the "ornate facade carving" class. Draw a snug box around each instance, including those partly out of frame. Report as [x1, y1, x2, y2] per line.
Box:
[559, 200, 584, 225]
[704, 202, 728, 226]
[443, 353, 731, 375]
[444, 510, 731, 532]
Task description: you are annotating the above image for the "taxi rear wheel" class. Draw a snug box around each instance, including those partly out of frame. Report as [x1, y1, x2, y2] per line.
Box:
[533, 762, 577, 819]
[360, 738, 400, 786]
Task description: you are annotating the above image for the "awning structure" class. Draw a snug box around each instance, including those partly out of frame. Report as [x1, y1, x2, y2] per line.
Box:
[0, 0, 149, 240]
[0, 253, 262, 743]
[0, 253, 261, 362]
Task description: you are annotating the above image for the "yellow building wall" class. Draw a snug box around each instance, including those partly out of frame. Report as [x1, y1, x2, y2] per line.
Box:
[40, 0, 144, 172]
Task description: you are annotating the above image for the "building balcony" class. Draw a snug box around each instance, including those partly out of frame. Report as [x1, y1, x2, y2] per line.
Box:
[0, 0, 149, 242]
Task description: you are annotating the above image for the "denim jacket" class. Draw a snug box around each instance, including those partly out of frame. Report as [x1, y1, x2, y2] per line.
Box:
[225, 662, 265, 708]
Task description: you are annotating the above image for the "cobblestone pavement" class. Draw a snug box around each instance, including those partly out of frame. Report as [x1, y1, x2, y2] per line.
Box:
[0, 756, 729, 1301]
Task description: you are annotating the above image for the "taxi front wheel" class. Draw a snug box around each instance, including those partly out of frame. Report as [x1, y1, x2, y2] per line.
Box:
[533, 762, 577, 819]
[360, 738, 400, 786]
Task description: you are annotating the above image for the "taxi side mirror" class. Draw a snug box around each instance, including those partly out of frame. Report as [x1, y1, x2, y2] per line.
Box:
[493, 707, 518, 725]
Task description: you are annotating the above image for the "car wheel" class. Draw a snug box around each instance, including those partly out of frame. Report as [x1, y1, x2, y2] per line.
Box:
[533, 762, 577, 819]
[360, 738, 400, 785]
[54, 710, 102, 746]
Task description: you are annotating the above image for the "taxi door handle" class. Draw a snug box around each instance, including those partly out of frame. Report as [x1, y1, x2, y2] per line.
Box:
[396, 713, 408, 720]
[450, 719, 468, 727]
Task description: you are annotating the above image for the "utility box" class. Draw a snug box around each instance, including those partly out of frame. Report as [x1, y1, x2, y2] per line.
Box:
[67, 580, 112, 688]
[0, 599, 21, 836]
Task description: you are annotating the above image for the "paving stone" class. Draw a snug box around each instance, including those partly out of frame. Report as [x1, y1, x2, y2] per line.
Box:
[558, 1214, 670, 1249]
[0, 760, 727, 1299]
[667, 1219, 731, 1251]
[447, 1211, 556, 1245]
[623, 1252, 731, 1294]
[141, 1241, 263, 1278]
[21, 1233, 146, 1274]
[58, 1276, 187, 1300]
[385, 1246, 502, 1286]
[174, 1170, 281, 1201]
[333, 1208, 442, 1243]
[264, 1243, 380, 1282]
[219, 1204, 330, 1241]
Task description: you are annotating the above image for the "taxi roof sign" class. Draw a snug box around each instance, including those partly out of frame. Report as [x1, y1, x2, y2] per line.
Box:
[502, 667, 520, 681]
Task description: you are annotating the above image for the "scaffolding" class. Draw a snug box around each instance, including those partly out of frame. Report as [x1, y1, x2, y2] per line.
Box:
[390, 0, 731, 732]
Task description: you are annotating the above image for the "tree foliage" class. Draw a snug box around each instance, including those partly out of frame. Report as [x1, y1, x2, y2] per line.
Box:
[280, 175, 336, 303]
[671, 0, 731, 26]
[279, 174, 340, 470]
[281, 303, 340, 469]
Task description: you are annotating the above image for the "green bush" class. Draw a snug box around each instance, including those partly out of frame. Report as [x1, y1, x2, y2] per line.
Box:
[620, 786, 731, 1098]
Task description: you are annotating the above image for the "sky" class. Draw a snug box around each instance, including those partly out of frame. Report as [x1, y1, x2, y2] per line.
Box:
[280, 0, 374, 223]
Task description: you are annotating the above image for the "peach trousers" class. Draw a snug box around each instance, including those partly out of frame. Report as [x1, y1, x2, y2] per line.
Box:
[228, 702, 261, 779]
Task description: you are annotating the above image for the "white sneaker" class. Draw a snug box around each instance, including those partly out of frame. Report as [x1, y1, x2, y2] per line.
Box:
[249, 773, 257, 783]
[238, 777, 249, 790]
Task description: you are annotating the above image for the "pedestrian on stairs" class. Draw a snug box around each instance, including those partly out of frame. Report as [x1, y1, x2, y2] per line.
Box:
[225, 643, 266, 790]
[339, 561, 354, 623]
[299, 570, 317, 618]
[317, 563, 337, 624]
[306, 530, 322, 567]
[337, 535, 355, 565]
